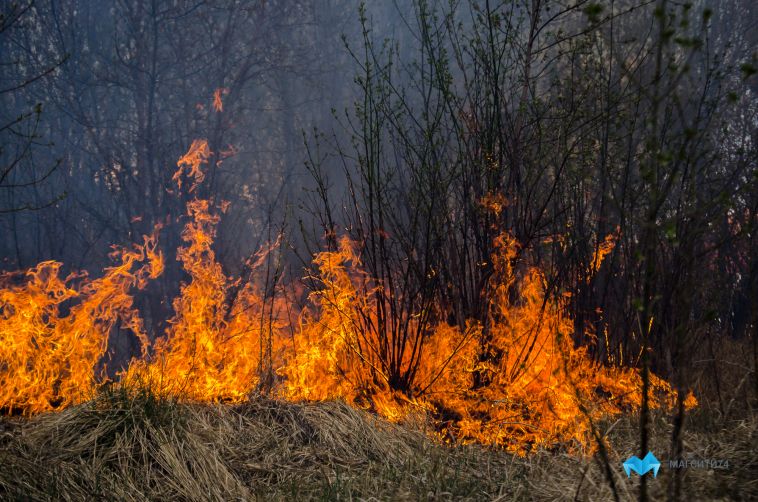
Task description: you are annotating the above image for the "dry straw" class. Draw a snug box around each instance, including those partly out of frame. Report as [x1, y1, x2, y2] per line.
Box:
[1, 389, 754, 500]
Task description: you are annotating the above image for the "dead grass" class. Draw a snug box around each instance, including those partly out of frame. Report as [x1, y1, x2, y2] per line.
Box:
[530, 410, 757, 501]
[0, 389, 755, 501]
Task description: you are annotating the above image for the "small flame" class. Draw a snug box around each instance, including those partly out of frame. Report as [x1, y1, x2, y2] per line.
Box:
[212, 87, 229, 112]
[590, 227, 620, 275]
[173, 139, 211, 193]
[480, 192, 509, 218]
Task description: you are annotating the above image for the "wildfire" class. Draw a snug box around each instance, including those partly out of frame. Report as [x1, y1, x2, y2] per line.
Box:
[0, 233, 162, 414]
[0, 95, 691, 453]
[280, 231, 685, 452]
[125, 139, 284, 402]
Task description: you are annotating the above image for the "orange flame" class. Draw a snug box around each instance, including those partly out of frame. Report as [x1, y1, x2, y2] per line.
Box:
[125, 198, 284, 402]
[279, 231, 685, 452]
[590, 227, 619, 275]
[212, 87, 229, 112]
[0, 232, 162, 414]
[173, 139, 211, 193]
[0, 92, 692, 451]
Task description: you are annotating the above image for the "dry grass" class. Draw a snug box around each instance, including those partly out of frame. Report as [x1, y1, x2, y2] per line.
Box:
[0, 389, 755, 501]
[530, 410, 757, 501]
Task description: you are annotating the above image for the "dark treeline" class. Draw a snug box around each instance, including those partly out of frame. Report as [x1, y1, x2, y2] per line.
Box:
[2, 0, 757, 474]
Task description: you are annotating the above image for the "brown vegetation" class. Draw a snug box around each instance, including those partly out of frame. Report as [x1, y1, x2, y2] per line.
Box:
[0, 390, 754, 501]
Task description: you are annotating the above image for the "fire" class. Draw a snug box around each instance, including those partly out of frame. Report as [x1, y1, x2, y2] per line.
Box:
[590, 228, 619, 275]
[0, 233, 162, 414]
[125, 198, 283, 402]
[0, 95, 690, 452]
[279, 231, 683, 452]
[126, 138, 284, 402]
[212, 87, 229, 112]
[173, 139, 212, 193]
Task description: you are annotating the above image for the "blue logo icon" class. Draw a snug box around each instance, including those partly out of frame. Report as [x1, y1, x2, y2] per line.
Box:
[623, 451, 661, 478]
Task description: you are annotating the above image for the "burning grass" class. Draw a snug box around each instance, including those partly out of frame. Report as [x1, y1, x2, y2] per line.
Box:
[0, 132, 694, 456]
[281, 234, 688, 452]
[0, 390, 754, 501]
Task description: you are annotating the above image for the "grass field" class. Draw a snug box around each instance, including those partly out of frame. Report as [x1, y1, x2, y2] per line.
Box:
[0, 389, 754, 501]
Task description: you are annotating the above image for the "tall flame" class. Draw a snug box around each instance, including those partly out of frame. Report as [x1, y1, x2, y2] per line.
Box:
[125, 198, 283, 402]
[0, 233, 162, 414]
[279, 232, 684, 452]
[0, 93, 692, 451]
